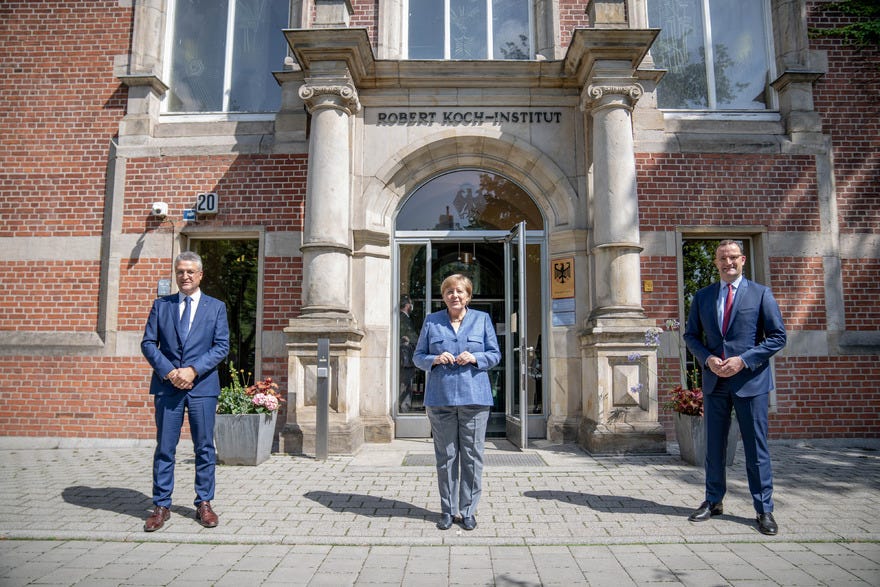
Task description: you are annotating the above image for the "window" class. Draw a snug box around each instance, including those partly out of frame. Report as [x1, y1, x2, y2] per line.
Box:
[165, 0, 289, 113]
[407, 0, 533, 60]
[647, 0, 774, 110]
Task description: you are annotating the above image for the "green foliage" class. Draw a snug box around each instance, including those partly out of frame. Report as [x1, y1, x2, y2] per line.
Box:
[217, 362, 253, 415]
[810, 0, 880, 48]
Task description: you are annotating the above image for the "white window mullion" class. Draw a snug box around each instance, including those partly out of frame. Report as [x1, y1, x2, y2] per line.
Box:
[486, 0, 493, 59]
[161, 0, 178, 113]
[701, 0, 716, 109]
[444, 0, 451, 59]
[222, 0, 237, 112]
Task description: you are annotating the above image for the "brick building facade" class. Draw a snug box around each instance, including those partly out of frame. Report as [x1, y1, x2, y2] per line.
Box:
[0, 0, 877, 452]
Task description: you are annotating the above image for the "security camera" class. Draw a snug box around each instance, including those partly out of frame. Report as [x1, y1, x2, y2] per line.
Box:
[151, 202, 168, 218]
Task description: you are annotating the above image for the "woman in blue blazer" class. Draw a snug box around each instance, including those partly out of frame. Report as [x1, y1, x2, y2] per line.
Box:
[413, 274, 501, 531]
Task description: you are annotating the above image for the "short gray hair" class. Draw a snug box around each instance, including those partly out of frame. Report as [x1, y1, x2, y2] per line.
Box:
[174, 251, 203, 271]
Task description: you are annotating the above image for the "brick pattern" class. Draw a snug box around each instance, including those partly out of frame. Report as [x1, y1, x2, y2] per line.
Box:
[350, 0, 378, 46]
[636, 154, 820, 231]
[0, 357, 155, 438]
[559, 1, 590, 48]
[124, 155, 307, 234]
[263, 257, 304, 329]
[807, 2, 880, 235]
[841, 260, 880, 330]
[773, 357, 880, 438]
[0, 0, 130, 239]
[769, 257, 827, 331]
[0, 262, 100, 331]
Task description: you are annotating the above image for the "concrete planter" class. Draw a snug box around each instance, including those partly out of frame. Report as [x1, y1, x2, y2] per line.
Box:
[674, 412, 738, 467]
[214, 412, 277, 466]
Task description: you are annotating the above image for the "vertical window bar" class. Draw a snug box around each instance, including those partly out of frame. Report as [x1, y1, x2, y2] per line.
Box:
[444, 0, 451, 59]
[701, 0, 716, 109]
[162, 0, 178, 113]
[486, 0, 493, 59]
[222, 0, 237, 111]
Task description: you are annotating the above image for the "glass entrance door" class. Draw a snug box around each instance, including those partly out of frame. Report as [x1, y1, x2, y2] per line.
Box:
[395, 232, 544, 441]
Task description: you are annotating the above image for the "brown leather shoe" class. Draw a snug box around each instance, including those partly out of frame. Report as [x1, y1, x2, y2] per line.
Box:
[196, 501, 219, 528]
[144, 506, 170, 532]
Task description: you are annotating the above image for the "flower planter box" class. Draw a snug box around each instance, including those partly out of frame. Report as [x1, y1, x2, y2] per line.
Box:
[674, 412, 738, 467]
[214, 412, 277, 466]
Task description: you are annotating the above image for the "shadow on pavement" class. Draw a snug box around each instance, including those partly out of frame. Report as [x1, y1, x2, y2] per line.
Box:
[304, 491, 436, 520]
[61, 486, 196, 520]
[523, 490, 759, 530]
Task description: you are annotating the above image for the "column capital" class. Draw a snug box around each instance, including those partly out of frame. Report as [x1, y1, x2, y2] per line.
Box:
[299, 81, 361, 115]
[580, 82, 644, 111]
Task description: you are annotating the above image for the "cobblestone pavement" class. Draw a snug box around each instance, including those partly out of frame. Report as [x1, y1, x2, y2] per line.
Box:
[1, 437, 878, 586]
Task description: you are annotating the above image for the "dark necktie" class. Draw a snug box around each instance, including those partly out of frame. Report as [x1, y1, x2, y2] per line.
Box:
[721, 284, 734, 335]
[180, 295, 192, 340]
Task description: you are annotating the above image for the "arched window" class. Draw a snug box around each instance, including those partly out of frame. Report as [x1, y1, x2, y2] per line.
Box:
[397, 169, 543, 231]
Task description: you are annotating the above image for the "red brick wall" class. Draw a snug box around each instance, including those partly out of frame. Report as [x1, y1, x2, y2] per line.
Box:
[0, 261, 101, 331]
[807, 2, 880, 236]
[637, 154, 820, 231]
[560, 1, 591, 48]
[0, 357, 154, 438]
[0, 0, 130, 239]
[350, 0, 378, 46]
[841, 260, 880, 330]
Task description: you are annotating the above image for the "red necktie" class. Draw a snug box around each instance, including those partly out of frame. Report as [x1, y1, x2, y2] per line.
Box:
[721, 283, 734, 335]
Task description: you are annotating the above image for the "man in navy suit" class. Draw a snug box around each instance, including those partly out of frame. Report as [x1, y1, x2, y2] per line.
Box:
[141, 251, 229, 532]
[683, 240, 786, 535]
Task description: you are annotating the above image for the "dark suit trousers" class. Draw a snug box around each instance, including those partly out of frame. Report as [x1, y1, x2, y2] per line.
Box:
[152, 392, 218, 508]
[704, 385, 774, 514]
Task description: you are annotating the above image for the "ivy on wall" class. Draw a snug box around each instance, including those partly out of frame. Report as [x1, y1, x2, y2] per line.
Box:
[810, 0, 880, 49]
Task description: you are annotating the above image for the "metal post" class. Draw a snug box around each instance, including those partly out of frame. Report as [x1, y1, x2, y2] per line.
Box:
[315, 338, 330, 460]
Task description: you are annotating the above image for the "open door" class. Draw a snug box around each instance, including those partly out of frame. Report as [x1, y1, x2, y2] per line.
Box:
[505, 221, 530, 449]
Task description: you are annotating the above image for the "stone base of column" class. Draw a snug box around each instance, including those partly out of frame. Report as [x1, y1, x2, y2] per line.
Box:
[579, 315, 666, 455]
[546, 415, 580, 444]
[362, 414, 394, 444]
[283, 313, 365, 456]
[280, 410, 364, 456]
[578, 420, 666, 455]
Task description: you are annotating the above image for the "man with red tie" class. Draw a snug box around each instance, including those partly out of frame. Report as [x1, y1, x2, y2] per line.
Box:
[141, 251, 229, 532]
[683, 240, 787, 535]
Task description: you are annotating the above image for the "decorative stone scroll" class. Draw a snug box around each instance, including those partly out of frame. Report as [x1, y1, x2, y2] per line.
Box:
[299, 83, 361, 115]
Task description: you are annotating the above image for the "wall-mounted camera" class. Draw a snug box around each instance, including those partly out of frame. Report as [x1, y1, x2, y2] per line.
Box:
[150, 202, 169, 218]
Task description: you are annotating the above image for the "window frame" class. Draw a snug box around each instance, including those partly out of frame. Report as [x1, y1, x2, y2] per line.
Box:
[644, 0, 779, 114]
[161, 0, 289, 119]
[403, 0, 535, 60]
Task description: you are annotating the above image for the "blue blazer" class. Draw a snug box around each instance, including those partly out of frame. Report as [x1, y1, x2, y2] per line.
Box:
[141, 293, 230, 397]
[413, 308, 501, 407]
[683, 278, 786, 398]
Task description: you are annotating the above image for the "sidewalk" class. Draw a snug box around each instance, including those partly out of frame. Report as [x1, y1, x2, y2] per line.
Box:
[1, 437, 878, 585]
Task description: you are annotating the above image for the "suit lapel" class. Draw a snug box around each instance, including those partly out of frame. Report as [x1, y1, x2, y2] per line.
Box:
[727, 278, 749, 329]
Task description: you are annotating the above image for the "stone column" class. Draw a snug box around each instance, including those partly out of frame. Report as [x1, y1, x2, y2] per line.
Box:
[281, 61, 366, 455]
[574, 50, 665, 454]
[299, 75, 359, 317]
[584, 79, 645, 319]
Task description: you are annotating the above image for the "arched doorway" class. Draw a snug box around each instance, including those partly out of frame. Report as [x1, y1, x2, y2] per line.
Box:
[394, 169, 546, 445]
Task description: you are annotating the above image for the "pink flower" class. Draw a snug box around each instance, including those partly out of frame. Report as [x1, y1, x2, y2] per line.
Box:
[252, 393, 279, 412]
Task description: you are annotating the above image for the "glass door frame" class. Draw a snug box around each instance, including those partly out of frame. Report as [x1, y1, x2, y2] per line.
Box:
[393, 229, 547, 441]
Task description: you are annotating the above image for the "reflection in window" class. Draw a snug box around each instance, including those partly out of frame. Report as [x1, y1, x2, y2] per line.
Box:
[166, 0, 289, 113]
[408, 0, 532, 60]
[647, 0, 773, 110]
[397, 170, 543, 231]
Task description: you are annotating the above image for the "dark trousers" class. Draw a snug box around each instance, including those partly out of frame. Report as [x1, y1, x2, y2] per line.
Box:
[152, 392, 218, 508]
[704, 386, 774, 513]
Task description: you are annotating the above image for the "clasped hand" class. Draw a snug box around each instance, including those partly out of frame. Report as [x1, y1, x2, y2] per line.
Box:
[433, 351, 476, 367]
[707, 355, 745, 378]
[166, 367, 196, 390]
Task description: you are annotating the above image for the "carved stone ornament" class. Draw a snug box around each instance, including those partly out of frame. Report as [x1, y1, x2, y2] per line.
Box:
[299, 83, 361, 114]
[580, 83, 644, 110]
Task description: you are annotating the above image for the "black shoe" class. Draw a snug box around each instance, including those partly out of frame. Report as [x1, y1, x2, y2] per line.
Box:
[436, 513, 453, 530]
[461, 515, 477, 531]
[757, 512, 778, 535]
[688, 501, 723, 522]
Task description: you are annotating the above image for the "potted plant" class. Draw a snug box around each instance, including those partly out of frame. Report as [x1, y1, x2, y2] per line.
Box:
[214, 362, 284, 466]
[647, 320, 738, 466]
